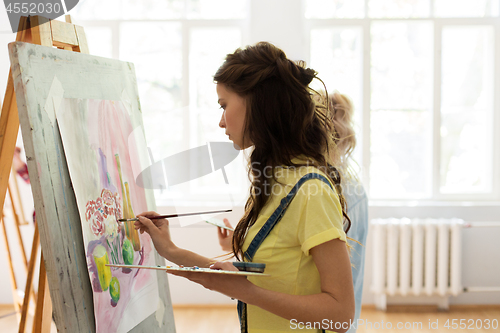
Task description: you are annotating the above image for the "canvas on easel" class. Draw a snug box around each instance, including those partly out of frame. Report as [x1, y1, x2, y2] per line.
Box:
[7, 19, 175, 333]
[57, 98, 160, 332]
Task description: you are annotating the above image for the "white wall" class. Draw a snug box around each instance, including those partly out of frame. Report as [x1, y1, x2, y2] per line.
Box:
[249, 0, 305, 59]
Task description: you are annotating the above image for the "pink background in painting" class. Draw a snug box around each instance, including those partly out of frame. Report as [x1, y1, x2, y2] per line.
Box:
[87, 100, 148, 214]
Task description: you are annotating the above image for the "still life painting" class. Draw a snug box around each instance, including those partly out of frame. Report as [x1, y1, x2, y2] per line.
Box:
[57, 98, 159, 333]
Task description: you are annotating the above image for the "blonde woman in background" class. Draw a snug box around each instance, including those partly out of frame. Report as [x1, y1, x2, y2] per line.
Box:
[327, 92, 368, 333]
[218, 91, 368, 333]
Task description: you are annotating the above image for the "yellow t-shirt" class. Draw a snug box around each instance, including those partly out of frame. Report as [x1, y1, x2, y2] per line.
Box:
[242, 163, 347, 333]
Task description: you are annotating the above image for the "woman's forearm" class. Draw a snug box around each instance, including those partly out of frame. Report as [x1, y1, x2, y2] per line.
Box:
[242, 284, 354, 333]
[135, 213, 214, 268]
[163, 244, 213, 268]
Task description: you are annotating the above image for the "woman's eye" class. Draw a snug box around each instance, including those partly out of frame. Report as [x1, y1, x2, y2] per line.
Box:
[219, 105, 226, 111]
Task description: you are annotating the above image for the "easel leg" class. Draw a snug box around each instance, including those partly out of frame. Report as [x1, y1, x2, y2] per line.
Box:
[0, 71, 20, 212]
[0, 216, 21, 317]
[8, 183, 30, 268]
[10, 166, 28, 225]
[0, 16, 29, 222]
[32, 253, 53, 333]
[19, 222, 39, 333]
[0, 16, 34, 325]
[8, 177, 38, 304]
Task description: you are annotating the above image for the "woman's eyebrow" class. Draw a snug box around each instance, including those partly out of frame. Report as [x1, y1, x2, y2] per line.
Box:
[217, 98, 225, 104]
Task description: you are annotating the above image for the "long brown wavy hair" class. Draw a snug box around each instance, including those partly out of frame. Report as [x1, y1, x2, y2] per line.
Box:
[213, 42, 351, 260]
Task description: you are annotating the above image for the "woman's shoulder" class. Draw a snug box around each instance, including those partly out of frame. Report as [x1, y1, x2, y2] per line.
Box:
[275, 162, 333, 189]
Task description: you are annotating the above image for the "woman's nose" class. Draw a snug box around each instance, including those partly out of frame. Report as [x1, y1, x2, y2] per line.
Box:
[219, 112, 226, 128]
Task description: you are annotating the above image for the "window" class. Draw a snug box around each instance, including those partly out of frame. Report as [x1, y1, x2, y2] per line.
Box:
[71, 0, 500, 205]
[306, 0, 500, 201]
[71, 0, 248, 207]
[440, 26, 495, 195]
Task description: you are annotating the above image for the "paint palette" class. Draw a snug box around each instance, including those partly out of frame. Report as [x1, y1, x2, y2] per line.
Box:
[106, 264, 270, 277]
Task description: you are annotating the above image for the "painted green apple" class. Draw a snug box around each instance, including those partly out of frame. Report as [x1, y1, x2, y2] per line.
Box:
[109, 277, 120, 303]
[122, 238, 134, 265]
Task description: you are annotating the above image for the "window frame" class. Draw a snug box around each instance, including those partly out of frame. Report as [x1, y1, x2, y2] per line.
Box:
[72, 0, 500, 206]
[305, 13, 500, 203]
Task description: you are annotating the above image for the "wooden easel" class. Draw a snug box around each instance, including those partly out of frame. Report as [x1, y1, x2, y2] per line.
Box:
[1, 167, 37, 319]
[0, 15, 89, 333]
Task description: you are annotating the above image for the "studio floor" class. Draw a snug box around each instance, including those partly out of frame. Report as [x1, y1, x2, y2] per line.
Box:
[1, 304, 499, 332]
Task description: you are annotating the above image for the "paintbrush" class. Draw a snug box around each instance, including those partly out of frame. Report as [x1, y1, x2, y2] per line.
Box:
[117, 209, 232, 222]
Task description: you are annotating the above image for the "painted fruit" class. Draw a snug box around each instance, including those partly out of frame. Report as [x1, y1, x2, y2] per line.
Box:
[109, 277, 120, 303]
[122, 238, 134, 265]
[93, 245, 111, 291]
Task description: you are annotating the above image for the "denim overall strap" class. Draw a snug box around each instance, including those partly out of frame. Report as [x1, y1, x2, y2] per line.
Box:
[238, 173, 333, 333]
[244, 173, 333, 261]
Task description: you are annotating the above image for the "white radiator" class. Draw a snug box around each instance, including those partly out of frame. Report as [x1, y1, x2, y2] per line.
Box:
[370, 218, 464, 310]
